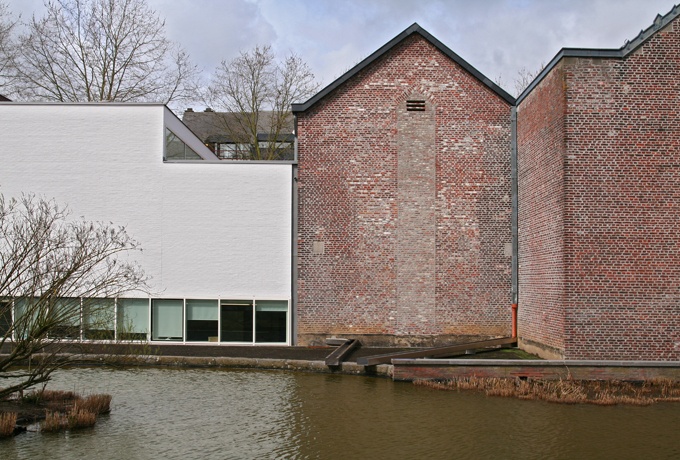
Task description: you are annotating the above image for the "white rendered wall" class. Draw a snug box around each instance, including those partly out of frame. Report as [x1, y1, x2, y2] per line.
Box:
[0, 104, 292, 300]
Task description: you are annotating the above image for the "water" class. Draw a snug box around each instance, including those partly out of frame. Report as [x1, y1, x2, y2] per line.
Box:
[2, 367, 679, 459]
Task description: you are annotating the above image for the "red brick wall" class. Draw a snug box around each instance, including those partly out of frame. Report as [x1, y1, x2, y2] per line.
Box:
[519, 18, 680, 360]
[296, 35, 512, 345]
[563, 19, 680, 360]
[516, 62, 568, 358]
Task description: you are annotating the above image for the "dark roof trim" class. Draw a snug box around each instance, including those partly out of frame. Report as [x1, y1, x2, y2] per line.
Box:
[516, 4, 680, 104]
[292, 23, 515, 113]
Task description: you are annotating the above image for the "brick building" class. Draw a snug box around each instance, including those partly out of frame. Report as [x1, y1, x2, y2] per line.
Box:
[517, 7, 680, 360]
[293, 25, 515, 346]
[294, 5, 680, 359]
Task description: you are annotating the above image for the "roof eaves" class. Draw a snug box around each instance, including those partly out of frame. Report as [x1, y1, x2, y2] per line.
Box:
[292, 23, 515, 113]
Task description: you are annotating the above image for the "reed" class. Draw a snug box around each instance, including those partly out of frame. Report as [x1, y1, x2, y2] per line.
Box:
[414, 376, 680, 406]
[0, 412, 17, 438]
[41, 411, 66, 432]
[66, 408, 97, 429]
[23, 389, 76, 404]
[77, 394, 112, 415]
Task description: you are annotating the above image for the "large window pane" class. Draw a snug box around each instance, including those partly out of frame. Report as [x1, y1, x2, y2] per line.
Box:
[186, 299, 218, 342]
[220, 301, 253, 342]
[152, 299, 183, 341]
[50, 298, 81, 339]
[0, 299, 11, 337]
[255, 300, 288, 343]
[83, 298, 115, 340]
[166, 129, 202, 160]
[117, 298, 149, 340]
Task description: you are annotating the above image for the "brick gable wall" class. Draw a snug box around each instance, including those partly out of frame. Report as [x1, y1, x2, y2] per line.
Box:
[518, 18, 680, 360]
[516, 62, 568, 358]
[296, 35, 512, 346]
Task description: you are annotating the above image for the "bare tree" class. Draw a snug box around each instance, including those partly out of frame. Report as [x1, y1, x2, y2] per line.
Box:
[206, 45, 319, 160]
[0, 193, 147, 399]
[10, 0, 199, 104]
[514, 63, 546, 97]
[0, 2, 18, 95]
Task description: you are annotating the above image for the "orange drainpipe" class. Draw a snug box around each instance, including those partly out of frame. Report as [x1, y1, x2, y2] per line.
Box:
[511, 303, 518, 338]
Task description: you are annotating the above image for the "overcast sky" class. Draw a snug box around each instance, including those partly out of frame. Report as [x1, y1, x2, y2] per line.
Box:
[5, 0, 679, 105]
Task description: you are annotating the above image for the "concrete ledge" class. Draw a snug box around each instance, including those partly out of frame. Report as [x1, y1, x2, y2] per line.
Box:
[32, 353, 393, 378]
[392, 359, 680, 381]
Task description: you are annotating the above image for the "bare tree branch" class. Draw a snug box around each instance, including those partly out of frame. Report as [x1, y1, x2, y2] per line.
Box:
[0, 2, 18, 95]
[207, 45, 319, 161]
[9, 0, 199, 105]
[0, 193, 148, 399]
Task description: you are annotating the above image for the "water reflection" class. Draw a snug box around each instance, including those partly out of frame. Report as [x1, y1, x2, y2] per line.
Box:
[2, 368, 679, 459]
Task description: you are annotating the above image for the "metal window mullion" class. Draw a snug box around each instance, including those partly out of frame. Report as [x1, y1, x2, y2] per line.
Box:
[252, 299, 256, 345]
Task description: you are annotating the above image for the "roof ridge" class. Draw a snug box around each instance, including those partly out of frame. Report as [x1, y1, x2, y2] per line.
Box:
[621, 4, 680, 54]
[292, 23, 514, 112]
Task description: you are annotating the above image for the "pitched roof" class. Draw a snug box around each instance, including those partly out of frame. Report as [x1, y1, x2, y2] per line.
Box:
[292, 23, 515, 113]
[182, 110, 294, 143]
[516, 4, 680, 104]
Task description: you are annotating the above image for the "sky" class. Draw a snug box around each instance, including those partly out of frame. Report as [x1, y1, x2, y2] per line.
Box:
[4, 0, 679, 106]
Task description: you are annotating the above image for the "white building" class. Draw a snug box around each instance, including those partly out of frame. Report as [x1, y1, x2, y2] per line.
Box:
[0, 103, 293, 345]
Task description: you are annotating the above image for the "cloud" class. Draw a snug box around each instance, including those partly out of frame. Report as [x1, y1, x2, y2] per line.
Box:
[5, 0, 678, 98]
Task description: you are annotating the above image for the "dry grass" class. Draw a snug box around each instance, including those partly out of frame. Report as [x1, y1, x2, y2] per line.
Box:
[41, 406, 98, 432]
[76, 394, 112, 415]
[414, 376, 680, 406]
[0, 412, 17, 438]
[41, 411, 66, 432]
[66, 408, 97, 429]
[22, 389, 76, 404]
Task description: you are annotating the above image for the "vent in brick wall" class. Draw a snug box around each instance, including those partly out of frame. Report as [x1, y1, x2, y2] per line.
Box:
[406, 100, 426, 111]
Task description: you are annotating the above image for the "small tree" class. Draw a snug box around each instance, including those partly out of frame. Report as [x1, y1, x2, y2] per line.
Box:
[0, 193, 147, 399]
[206, 45, 319, 160]
[10, 0, 199, 104]
[0, 2, 17, 95]
[514, 64, 546, 97]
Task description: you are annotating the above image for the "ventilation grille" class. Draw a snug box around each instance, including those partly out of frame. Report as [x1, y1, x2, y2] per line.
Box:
[406, 100, 426, 111]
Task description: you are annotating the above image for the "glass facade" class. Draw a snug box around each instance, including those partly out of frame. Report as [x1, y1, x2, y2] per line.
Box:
[4, 297, 289, 344]
[165, 129, 202, 160]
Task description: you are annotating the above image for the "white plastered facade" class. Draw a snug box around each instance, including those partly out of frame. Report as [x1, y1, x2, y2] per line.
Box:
[0, 103, 292, 301]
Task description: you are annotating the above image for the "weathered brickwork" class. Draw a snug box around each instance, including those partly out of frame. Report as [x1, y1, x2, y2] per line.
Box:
[296, 34, 512, 345]
[518, 18, 680, 360]
[516, 63, 568, 357]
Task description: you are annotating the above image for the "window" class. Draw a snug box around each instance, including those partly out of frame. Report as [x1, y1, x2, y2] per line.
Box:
[255, 300, 288, 343]
[117, 298, 149, 340]
[217, 143, 249, 159]
[3, 296, 289, 345]
[83, 298, 115, 340]
[165, 128, 202, 161]
[186, 299, 218, 342]
[0, 299, 11, 337]
[50, 298, 81, 340]
[151, 299, 184, 340]
[220, 300, 254, 342]
[219, 299, 289, 344]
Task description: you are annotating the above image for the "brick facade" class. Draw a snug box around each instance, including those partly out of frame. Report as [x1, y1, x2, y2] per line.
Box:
[516, 62, 568, 358]
[295, 32, 513, 346]
[295, 9, 680, 358]
[518, 14, 680, 360]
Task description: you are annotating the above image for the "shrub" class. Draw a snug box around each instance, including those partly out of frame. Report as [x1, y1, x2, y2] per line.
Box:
[77, 394, 112, 415]
[0, 412, 17, 438]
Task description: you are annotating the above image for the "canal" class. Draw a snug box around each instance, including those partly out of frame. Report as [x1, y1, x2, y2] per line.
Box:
[2, 367, 679, 459]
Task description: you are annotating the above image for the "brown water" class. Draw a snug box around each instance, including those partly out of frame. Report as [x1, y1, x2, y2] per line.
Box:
[2, 367, 679, 459]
